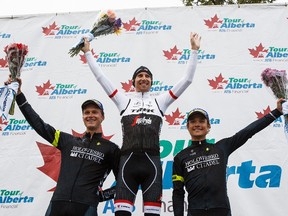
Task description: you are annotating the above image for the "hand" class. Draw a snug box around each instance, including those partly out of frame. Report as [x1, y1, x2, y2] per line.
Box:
[190, 32, 201, 50]
[4, 75, 22, 95]
[281, 100, 288, 116]
[98, 186, 116, 202]
[81, 37, 91, 53]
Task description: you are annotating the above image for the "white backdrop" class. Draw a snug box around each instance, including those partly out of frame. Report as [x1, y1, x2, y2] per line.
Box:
[0, 4, 287, 216]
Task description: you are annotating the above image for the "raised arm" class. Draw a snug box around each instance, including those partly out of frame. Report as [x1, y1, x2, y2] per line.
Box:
[171, 32, 201, 94]
[81, 38, 128, 112]
[4, 77, 59, 145]
[157, 32, 201, 112]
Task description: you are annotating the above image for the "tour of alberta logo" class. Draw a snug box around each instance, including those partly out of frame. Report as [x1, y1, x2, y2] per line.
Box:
[79, 49, 131, 67]
[249, 43, 288, 62]
[164, 108, 220, 130]
[35, 80, 88, 100]
[1, 117, 34, 136]
[122, 17, 172, 35]
[0, 189, 34, 209]
[42, 21, 89, 39]
[0, 54, 47, 72]
[208, 73, 263, 94]
[204, 14, 255, 32]
[163, 45, 216, 64]
[42, 18, 172, 39]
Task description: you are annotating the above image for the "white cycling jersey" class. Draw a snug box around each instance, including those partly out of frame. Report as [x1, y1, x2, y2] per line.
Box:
[85, 50, 198, 154]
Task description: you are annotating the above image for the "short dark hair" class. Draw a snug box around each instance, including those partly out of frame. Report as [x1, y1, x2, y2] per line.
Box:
[132, 66, 153, 87]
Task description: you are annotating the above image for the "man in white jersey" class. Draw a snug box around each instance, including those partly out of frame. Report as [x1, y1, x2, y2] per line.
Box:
[81, 32, 201, 216]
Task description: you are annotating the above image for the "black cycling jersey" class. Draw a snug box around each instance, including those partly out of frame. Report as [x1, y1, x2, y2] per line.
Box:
[16, 93, 120, 207]
[120, 93, 163, 155]
[172, 109, 282, 216]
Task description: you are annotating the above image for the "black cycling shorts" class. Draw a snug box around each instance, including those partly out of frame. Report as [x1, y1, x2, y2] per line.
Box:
[114, 152, 162, 215]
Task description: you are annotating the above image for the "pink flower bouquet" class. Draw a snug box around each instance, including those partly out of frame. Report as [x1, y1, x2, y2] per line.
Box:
[261, 68, 288, 100]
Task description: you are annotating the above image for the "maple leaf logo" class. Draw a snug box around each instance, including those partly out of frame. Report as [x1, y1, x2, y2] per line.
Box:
[37, 127, 114, 192]
[35, 80, 55, 96]
[42, 21, 60, 36]
[208, 74, 229, 90]
[204, 14, 223, 28]
[37, 142, 61, 191]
[163, 46, 182, 60]
[255, 106, 271, 119]
[80, 49, 98, 64]
[122, 18, 141, 31]
[164, 108, 185, 125]
[0, 57, 8, 68]
[248, 43, 269, 58]
[121, 80, 135, 92]
[0, 117, 9, 131]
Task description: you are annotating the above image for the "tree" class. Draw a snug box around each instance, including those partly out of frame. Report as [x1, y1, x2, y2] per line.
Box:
[182, 0, 276, 6]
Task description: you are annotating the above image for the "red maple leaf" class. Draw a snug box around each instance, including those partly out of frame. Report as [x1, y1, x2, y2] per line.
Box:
[208, 73, 228, 90]
[0, 58, 7, 67]
[121, 80, 135, 92]
[122, 18, 141, 31]
[37, 142, 61, 191]
[35, 80, 55, 96]
[163, 46, 182, 60]
[0, 117, 9, 131]
[80, 49, 97, 64]
[0, 117, 8, 125]
[42, 22, 60, 36]
[248, 43, 268, 58]
[204, 14, 222, 28]
[164, 108, 185, 125]
[80, 54, 87, 64]
[255, 106, 271, 119]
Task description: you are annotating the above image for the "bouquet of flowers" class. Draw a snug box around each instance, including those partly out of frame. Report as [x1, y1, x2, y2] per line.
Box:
[261, 68, 288, 100]
[0, 43, 28, 120]
[4, 43, 28, 81]
[68, 10, 122, 57]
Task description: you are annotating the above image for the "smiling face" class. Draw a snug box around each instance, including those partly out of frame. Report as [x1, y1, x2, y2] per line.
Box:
[134, 71, 152, 92]
[82, 104, 104, 134]
[187, 113, 211, 141]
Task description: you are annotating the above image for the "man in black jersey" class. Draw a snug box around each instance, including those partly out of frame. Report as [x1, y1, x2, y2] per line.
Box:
[5, 77, 120, 216]
[172, 99, 285, 216]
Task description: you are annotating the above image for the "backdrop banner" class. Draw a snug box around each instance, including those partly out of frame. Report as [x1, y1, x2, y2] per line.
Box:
[0, 4, 287, 216]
